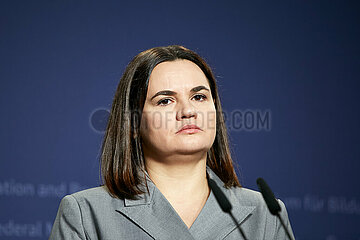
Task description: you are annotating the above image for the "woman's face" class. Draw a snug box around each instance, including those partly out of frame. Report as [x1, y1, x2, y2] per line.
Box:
[140, 59, 216, 159]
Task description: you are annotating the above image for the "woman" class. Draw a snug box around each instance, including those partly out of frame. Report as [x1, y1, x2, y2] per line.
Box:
[50, 45, 294, 239]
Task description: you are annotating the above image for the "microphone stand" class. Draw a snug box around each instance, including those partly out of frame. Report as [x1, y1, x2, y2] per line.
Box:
[257, 178, 294, 240]
[208, 179, 249, 240]
[229, 211, 248, 240]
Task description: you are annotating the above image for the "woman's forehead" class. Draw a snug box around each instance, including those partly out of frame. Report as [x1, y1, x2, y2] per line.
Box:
[147, 60, 210, 93]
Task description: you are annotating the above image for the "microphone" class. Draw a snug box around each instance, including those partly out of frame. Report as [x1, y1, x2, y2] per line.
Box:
[256, 178, 294, 240]
[208, 178, 248, 240]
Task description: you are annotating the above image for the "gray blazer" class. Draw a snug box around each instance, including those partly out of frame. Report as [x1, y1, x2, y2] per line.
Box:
[49, 169, 294, 239]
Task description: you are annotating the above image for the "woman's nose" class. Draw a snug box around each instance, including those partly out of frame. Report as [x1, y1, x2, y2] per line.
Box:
[176, 100, 197, 120]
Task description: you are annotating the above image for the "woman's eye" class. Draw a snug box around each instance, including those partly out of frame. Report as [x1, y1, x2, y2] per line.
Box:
[193, 94, 207, 101]
[157, 98, 172, 106]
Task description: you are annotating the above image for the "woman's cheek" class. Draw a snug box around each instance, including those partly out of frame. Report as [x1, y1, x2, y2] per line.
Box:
[142, 110, 161, 130]
[208, 110, 216, 131]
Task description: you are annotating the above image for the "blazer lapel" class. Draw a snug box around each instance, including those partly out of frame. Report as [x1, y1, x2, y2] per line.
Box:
[189, 169, 256, 239]
[115, 168, 254, 240]
[115, 179, 196, 240]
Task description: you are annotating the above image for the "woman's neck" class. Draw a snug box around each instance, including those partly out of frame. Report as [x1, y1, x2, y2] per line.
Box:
[145, 153, 210, 228]
[145, 152, 209, 202]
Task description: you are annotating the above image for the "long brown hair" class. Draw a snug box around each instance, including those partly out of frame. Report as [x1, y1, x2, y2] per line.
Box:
[101, 45, 240, 199]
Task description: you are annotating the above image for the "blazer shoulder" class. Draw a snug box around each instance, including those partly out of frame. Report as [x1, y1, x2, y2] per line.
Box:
[230, 186, 289, 214]
[229, 187, 295, 238]
[69, 186, 125, 208]
[229, 186, 266, 206]
[233, 187, 288, 211]
[50, 187, 128, 239]
[71, 185, 110, 198]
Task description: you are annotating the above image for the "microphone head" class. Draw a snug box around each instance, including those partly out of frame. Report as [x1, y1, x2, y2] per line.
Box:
[208, 178, 232, 213]
[256, 178, 281, 215]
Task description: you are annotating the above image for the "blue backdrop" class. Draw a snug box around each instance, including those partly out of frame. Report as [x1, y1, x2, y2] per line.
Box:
[1, 1, 359, 239]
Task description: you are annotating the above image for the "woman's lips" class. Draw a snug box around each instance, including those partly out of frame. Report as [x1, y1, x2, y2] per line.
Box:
[176, 124, 202, 134]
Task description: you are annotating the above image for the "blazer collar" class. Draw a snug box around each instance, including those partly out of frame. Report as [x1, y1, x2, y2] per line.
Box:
[116, 168, 256, 239]
[119, 174, 195, 239]
[189, 168, 256, 239]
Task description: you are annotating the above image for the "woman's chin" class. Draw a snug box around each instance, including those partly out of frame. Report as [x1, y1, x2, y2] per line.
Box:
[171, 144, 210, 155]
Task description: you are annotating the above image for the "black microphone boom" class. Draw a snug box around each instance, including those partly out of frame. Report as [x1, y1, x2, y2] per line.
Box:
[256, 178, 281, 215]
[208, 179, 232, 212]
[208, 179, 248, 240]
[256, 178, 294, 240]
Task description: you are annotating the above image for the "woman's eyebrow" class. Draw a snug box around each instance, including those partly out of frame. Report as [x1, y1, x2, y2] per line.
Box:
[150, 90, 176, 100]
[190, 85, 210, 93]
[150, 85, 210, 100]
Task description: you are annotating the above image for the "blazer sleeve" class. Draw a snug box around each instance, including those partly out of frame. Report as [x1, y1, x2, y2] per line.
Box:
[49, 195, 87, 240]
[273, 199, 295, 239]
